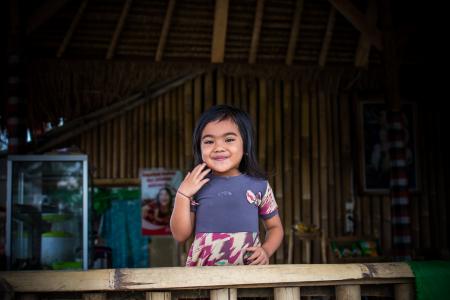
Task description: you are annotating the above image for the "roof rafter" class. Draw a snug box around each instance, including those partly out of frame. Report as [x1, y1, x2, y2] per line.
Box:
[319, 7, 336, 67]
[156, 0, 176, 62]
[107, 0, 133, 60]
[248, 0, 265, 64]
[354, 0, 377, 67]
[328, 0, 382, 51]
[57, 0, 88, 58]
[27, 0, 70, 35]
[211, 0, 229, 63]
[286, 0, 304, 65]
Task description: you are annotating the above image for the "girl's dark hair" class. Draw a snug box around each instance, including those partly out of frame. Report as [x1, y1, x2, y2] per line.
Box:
[192, 105, 266, 179]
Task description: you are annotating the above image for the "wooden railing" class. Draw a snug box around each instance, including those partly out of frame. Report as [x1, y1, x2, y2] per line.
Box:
[0, 263, 415, 300]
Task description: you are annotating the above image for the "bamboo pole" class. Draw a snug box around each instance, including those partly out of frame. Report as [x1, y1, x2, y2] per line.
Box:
[90, 126, 101, 177]
[283, 81, 293, 242]
[139, 103, 146, 170]
[233, 77, 241, 108]
[146, 292, 171, 300]
[107, 0, 132, 59]
[339, 93, 352, 234]
[85, 130, 93, 177]
[57, 0, 88, 58]
[248, 0, 265, 64]
[362, 196, 371, 237]
[216, 69, 225, 105]
[151, 100, 157, 168]
[145, 101, 151, 168]
[419, 109, 430, 248]
[204, 71, 213, 109]
[436, 112, 447, 250]
[210, 289, 237, 300]
[226, 76, 233, 105]
[372, 196, 381, 240]
[184, 80, 193, 170]
[112, 118, 119, 178]
[274, 81, 284, 263]
[164, 93, 171, 168]
[171, 91, 177, 169]
[335, 285, 361, 300]
[332, 93, 343, 236]
[133, 108, 139, 176]
[178, 87, 185, 170]
[301, 82, 311, 226]
[311, 84, 320, 263]
[249, 79, 257, 127]
[125, 110, 133, 178]
[381, 195, 392, 252]
[258, 79, 267, 171]
[293, 80, 302, 263]
[241, 78, 248, 112]
[106, 120, 113, 178]
[194, 76, 202, 124]
[100, 124, 107, 178]
[326, 89, 335, 238]
[274, 287, 300, 300]
[318, 84, 329, 261]
[120, 115, 126, 178]
[157, 97, 164, 167]
[155, 0, 176, 62]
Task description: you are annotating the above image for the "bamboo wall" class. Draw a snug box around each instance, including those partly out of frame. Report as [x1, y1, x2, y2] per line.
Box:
[75, 69, 448, 263]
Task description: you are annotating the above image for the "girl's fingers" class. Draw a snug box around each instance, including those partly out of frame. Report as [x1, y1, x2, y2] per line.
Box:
[199, 167, 211, 179]
[199, 178, 210, 186]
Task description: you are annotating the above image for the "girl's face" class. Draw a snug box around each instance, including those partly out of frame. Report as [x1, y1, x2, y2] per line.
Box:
[200, 118, 244, 176]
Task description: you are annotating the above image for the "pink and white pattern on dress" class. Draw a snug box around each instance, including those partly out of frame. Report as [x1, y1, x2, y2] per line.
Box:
[186, 232, 261, 266]
[253, 184, 278, 217]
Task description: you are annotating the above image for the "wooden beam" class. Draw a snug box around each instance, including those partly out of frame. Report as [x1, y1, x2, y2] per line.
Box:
[285, 0, 304, 65]
[26, 0, 70, 35]
[211, 0, 229, 63]
[35, 69, 207, 152]
[318, 7, 336, 67]
[354, 0, 377, 67]
[93, 178, 140, 187]
[155, 0, 176, 62]
[248, 0, 265, 64]
[0, 263, 414, 292]
[57, 0, 88, 58]
[328, 0, 382, 51]
[107, 0, 133, 59]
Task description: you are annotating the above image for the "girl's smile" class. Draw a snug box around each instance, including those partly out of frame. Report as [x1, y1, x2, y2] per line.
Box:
[201, 119, 244, 177]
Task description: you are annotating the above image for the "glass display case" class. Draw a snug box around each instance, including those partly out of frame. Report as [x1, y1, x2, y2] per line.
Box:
[6, 155, 89, 270]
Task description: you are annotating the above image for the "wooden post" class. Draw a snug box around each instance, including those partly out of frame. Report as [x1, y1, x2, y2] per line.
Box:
[394, 283, 414, 300]
[82, 293, 107, 300]
[146, 292, 171, 300]
[335, 285, 361, 300]
[210, 289, 237, 300]
[274, 287, 300, 300]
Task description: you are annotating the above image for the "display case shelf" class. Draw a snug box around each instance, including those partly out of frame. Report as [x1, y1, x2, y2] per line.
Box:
[6, 155, 90, 271]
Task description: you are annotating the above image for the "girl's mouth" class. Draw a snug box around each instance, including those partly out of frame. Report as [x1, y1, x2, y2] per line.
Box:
[213, 156, 228, 161]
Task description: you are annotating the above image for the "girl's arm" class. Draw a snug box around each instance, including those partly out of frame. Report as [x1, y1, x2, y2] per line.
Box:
[247, 214, 284, 265]
[170, 163, 210, 242]
[170, 195, 196, 242]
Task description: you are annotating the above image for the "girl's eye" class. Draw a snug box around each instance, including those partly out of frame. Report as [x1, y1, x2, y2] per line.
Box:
[203, 140, 213, 145]
[225, 138, 235, 143]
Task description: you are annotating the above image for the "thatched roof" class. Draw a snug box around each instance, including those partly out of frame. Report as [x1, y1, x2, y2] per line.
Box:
[23, 0, 422, 65]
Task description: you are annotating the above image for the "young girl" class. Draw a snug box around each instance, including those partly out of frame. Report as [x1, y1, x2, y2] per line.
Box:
[170, 105, 283, 266]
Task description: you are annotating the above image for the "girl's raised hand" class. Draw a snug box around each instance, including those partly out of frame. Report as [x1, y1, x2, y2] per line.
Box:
[177, 163, 211, 199]
[245, 246, 269, 265]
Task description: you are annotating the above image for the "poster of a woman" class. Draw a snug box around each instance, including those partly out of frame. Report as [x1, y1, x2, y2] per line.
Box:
[140, 169, 182, 235]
